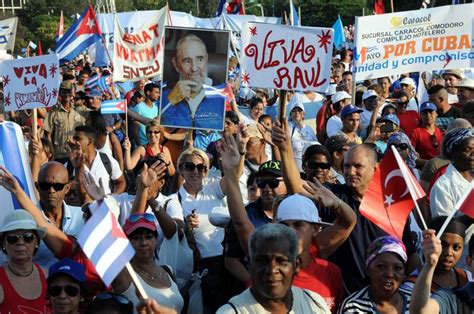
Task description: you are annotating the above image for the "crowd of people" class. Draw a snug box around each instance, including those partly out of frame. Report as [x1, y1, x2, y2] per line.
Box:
[0, 41, 473, 313]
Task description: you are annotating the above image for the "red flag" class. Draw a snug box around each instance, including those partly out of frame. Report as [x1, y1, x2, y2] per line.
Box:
[374, 0, 385, 14]
[360, 147, 425, 239]
[227, 0, 245, 14]
[37, 41, 43, 56]
[458, 183, 474, 218]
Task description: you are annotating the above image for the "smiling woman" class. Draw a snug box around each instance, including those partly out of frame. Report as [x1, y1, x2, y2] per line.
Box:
[339, 236, 412, 314]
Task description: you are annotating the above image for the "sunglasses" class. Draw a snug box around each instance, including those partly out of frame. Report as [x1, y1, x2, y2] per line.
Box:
[256, 178, 283, 189]
[5, 232, 36, 245]
[182, 162, 207, 173]
[306, 161, 331, 170]
[147, 130, 160, 135]
[94, 292, 132, 305]
[396, 101, 409, 106]
[48, 285, 80, 297]
[431, 134, 439, 148]
[127, 213, 155, 223]
[38, 182, 67, 191]
[392, 143, 409, 151]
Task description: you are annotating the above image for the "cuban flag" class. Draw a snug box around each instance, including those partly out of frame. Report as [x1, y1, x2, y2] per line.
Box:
[77, 201, 134, 286]
[0, 122, 38, 223]
[227, 0, 245, 14]
[101, 99, 127, 114]
[55, 10, 64, 43]
[214, 0, 228, 17]
[87, 74, 113, 94]
[86, 73, 100, 91]
[290, 0, 300, 26]
[55, 4, 102, 62]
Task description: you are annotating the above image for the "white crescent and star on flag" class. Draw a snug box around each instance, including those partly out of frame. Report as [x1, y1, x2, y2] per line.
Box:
[383, 169, 409, 207]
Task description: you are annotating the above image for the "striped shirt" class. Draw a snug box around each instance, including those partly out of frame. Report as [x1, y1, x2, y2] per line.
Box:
[338, 286, 412, 313]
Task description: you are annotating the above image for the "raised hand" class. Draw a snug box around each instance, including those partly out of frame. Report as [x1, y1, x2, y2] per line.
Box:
[29, 135, 44, 156]
[220, 132, 241, 173]
[0, 166, 22, 194]
[81, 171, 106, 201]
[257, 122, 273, 145]
[272, 118, 291, 152]
[122, 137, 131, 151]
[422, 229, 442, 267]
[237, 123, 249, 154]
[67, 139, 84, 170]
[303, 179, 341, 209]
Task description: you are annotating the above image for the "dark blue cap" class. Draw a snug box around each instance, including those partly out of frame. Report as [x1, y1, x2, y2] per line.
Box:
[381, 114, 400, 126]
[341, 105, 363, 118]
[420, 101, 437, 112]
[48, 258, 86, 284]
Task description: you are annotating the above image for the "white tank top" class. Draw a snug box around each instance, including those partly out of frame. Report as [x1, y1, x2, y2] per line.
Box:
[97, 133, 113, 157]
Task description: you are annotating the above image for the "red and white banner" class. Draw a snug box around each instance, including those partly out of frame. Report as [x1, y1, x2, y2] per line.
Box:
[2, 54, 60, 111]
[112, 8, 167, 82]
[240, 22, 333, 92]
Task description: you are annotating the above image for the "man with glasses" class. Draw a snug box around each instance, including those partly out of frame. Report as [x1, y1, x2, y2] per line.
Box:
[409, 102, 443, 169]
[392, 90, 421, 136]
[326, 134, 350, 184]
[43, 82, 88, 163]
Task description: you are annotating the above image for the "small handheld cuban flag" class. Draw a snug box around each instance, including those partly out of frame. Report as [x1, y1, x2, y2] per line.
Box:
[77, 200, 134, 286]
[101, 99, 127, 115]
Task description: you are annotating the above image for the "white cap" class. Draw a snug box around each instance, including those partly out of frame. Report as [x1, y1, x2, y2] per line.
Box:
[326, 84, 337, 96]
[276, 194, 331, 226]
[362, 89, 378, 100]
[400, 77, 416, 89]
[289, 102, 305, 113]
[332, 91, 352, 104]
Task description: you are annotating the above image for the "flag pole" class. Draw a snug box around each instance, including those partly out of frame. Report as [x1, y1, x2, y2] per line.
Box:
[125, 262, 149, 299]
[436, 182, 474, 239]
[32, 109, 37, 139]
[391, 146, 428, 230]
[125, 103, 129, 138]
[278, 90, 287, 125]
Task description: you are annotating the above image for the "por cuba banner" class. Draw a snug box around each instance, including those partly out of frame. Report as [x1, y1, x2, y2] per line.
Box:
[353, 3, 474, 80]
[112, 8, 167, 82]
[2, 54, 60, 111]
[240, 22, 333, 92]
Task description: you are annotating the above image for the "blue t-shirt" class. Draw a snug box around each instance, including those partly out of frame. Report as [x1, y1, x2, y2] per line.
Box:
[432, 283, 474, 314]
[132, 101, 159, 145]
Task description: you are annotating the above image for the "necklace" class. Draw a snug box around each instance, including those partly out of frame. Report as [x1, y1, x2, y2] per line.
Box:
[134, 265, 162, 281]
[7, 264, 34, 277]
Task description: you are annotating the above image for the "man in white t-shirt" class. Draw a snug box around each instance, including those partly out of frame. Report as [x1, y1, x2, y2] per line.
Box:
[326, 91, 351, 137]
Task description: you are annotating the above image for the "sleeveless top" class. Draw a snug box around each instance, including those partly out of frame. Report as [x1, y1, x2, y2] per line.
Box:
[0, 264, 48, 313]
[144, 144, 164, 158]
[97, 133, 114, 157]
[122, 267, 183, 313]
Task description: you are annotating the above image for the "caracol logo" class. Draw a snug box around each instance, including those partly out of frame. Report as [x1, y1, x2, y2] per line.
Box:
[391, 14, 431, 27]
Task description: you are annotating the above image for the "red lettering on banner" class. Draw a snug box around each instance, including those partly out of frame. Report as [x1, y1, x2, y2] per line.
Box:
[13, 64, 48, 86]
[148, 24, 159, 37]
[122, 59, 160, 80]
[273, 58, 326, 89]
[115, 42, 161, 63]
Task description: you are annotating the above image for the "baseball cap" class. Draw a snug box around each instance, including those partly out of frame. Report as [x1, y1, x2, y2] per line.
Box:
[442, 69, 463, 80]
[276, 194, 331, 226]
[326, 134, 349, 154]
[419, 101, 437, 112]
[362, 90, 378, 101]
[289, 102, 305, 113]
[341, 104, 363, 118]
[48, 258, 86, 285]
[332, 91, 352, 104]
[123, 214, 157, 236]
[400, 77, 416, 88]
[326, 84, 337, 96]
[257, 160, 282, 177]
[381, 114, 400, 126]
[456, 78, 474, 89]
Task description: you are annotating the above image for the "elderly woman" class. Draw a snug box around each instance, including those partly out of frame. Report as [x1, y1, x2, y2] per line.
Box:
[339, 236, 412, 313]
[387, 132, 420, 179]
[0, 210, 48, 312]
[113, 214, 183, 313]
[174, 146, 244, 311]
[47, 258, 86, 314]
[123, 119, 175, 176]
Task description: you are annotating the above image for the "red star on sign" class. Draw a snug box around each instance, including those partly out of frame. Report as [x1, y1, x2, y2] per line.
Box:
[2, 75, 10, 87]
[317, 30, 332, 54]
[49, 64, 58, 78]
[242, 72, 250, 85]
[249, 26, 257, 36]
[4, 93, 11, 107]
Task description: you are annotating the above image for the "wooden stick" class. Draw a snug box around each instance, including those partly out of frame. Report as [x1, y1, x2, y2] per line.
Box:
[278, 90, 287, 125]
[125, 262, 149, 299]
[32, 109, 37, 139]
[391, 0, 394, 13]
[125, 105, 129, 138]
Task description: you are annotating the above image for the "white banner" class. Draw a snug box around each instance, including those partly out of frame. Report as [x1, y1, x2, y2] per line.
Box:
[354, 3, 474, 80]
[112, 9, 167, 82]
[0, 17, 18, 52]
[240, 23, 333, 92]
[2, 54, 60, 111]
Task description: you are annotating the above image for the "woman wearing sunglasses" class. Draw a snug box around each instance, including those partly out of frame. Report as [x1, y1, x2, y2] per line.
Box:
[47, 258, 86, 314]
[387, 132, 421, 180]
[301, 144, 335, 184]
[123, 119, 175, 177]
[113, 214, 183, 313]
[0, 210, 48, 312]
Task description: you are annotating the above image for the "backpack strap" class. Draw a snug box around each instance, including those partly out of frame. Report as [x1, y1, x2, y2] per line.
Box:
[226, 302, 238, 314]
[302, 289, 321, 307]
[98, 152, 113, 177]
[161, 265, 177, 283]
